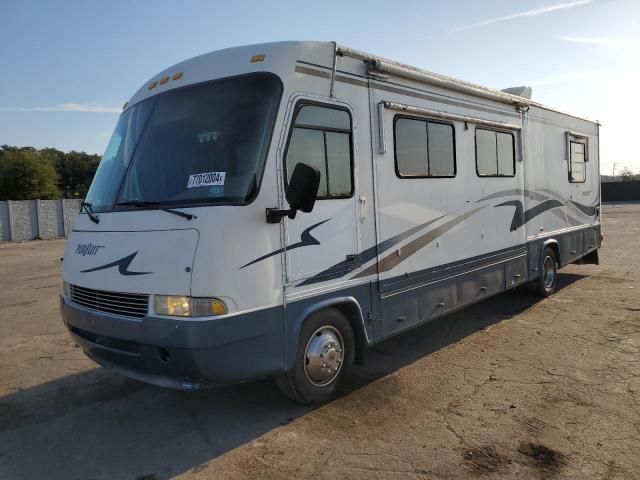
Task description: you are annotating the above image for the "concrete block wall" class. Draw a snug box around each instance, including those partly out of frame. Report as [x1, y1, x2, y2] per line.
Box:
[0, 199, 82, 242]
[62, 199, 81, 238]
[10, 201, 38, 242]
[39, 200, 63, 239]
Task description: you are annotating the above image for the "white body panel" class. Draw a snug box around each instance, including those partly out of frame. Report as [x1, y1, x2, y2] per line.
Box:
[64, 228, 198, 295]
[368, 81, 528, 287]
[523, 106, 600, 240]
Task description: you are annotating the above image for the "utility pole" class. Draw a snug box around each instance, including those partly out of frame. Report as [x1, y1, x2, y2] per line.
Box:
[612, 163, 616, 177]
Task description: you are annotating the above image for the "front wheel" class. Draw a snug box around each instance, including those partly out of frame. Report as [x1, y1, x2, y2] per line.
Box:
[276, 308, 354, 405]
[537, 247, 558, 297]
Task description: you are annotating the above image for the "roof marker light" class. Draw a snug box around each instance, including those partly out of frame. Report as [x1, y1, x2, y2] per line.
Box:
[251, 54, 266, 63]
[159, 76, 170, 85]
[148, 81, 157, 90]
[172, 72, 183, 80]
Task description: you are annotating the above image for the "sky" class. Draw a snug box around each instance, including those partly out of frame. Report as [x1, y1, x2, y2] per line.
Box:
[1, 0, 639, 174]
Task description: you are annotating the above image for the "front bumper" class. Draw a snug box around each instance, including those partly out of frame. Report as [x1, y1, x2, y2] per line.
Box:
[60, 296, 285, 389]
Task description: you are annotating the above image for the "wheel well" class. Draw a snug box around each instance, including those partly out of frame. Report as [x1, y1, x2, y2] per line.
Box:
[544, 241, 561, 266]
[325, 302, 367, 365]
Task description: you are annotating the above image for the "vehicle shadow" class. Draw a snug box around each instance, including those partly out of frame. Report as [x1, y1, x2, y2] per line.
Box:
[0, 273, 586, 480]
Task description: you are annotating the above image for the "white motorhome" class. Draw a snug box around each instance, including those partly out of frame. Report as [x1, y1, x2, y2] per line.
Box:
[61, 41, 601, 404]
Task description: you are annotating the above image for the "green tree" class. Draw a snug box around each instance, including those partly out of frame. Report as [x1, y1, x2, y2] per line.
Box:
[0, 147, 61, 200]
[42, 148, 100, 198]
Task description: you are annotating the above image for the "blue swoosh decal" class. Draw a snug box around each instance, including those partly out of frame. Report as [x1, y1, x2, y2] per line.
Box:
[240, 219, 330, 269]
[495, 199, 564, 231]
[81, 252, 151, 276]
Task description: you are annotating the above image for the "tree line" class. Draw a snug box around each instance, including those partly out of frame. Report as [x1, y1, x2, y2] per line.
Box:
[0, 145, 100, 200]
[601, 168, 640, 182]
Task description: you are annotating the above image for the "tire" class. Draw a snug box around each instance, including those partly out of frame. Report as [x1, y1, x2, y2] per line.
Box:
[276, 308, 355, 405]
[537, 247, 558, 297]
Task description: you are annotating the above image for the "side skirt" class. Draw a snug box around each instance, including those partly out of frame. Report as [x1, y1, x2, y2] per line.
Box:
[376, 224, 601, 339]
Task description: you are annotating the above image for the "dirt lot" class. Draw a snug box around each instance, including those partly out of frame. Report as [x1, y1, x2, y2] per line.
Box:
[1, 204, 639, 480]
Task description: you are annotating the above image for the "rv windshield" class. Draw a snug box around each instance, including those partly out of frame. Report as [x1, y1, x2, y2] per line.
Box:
[85, 73, 282, 212]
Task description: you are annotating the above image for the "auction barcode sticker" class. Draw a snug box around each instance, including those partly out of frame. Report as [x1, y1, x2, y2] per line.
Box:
[187, 172, 226, 188]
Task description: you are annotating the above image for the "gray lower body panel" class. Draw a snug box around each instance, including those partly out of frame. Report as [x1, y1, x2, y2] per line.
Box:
[379, 250, 527, 337]
[378, 224, 600, 338]
[527, 224, 602, 275]
[60, 297, 285, 388]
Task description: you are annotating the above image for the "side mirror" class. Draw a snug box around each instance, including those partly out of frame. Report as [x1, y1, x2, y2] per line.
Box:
[286, 163, 320, 213]
[266, 163, 320, 223]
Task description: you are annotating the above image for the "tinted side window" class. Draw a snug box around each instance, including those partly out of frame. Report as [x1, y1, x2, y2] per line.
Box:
[395, 118, 428, 176]
[285, 104, 353, 198]
[286, 129, 328, 196]
[394, 116, 455, 177]
[475, 128, 515, 177]
[476, 129, 496, 176]
[496, 132, 515, 176]
[428, 122, 455, 176]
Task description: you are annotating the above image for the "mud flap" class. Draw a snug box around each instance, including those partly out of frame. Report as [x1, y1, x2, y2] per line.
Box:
[577, 249, 599, 265]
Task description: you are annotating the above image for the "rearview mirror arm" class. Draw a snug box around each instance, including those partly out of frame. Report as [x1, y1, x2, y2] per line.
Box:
[266, 207, 297, 224]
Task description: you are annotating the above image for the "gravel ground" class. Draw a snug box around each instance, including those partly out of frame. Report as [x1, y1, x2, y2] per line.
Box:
[0, 204, 638, 480]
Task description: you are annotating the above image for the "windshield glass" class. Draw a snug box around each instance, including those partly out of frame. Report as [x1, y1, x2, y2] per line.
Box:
[86, 73, 282, 212]
[117, 73, 281, 208]
[84, 97, 155, 211]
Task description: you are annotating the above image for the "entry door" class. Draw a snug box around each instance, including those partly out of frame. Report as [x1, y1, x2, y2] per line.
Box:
[283, 100, 360, 284]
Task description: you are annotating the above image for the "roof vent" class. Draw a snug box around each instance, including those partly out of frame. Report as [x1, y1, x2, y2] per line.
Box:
[501, 86, 532, 99]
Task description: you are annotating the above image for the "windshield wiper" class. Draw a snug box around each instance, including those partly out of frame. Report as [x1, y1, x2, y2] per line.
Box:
[114, 201, 197, 221]
[80, 201, 99, 224]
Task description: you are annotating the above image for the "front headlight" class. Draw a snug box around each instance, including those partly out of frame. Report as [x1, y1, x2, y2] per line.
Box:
[154, 295, 228, 317]
[62, 280, 70, 297]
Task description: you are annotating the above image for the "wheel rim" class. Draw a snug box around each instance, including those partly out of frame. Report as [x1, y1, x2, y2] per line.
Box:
[543, 255, 556, 289]
[304, 326, 344, 387]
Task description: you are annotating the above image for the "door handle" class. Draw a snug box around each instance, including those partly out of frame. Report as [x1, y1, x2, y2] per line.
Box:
[358, 195, 367, 221]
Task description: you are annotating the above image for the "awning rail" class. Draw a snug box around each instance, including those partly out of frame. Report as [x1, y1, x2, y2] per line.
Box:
[337, 45, 531, 109]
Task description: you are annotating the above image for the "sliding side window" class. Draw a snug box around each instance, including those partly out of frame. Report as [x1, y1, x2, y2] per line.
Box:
[285, 103, 353, 198]
[569, 142, 586, 182]
[394, 116, 456, 177]
[475, 128, 515, 177]
[567, 133, 588, 183]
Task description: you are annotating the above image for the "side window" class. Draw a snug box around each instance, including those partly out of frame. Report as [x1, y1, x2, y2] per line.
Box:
[394, 116, 455, 177]
[569, 140, 586, 183]
[475, 128, 515, 177]
[285, 104, 353, 198]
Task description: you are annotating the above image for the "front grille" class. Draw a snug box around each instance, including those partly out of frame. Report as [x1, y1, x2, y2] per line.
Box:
[70, 284, 149, 318]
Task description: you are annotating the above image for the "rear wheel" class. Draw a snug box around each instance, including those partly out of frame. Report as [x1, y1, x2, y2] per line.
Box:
[537, 247, 558, 297]
[276, 308, 354, 405]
